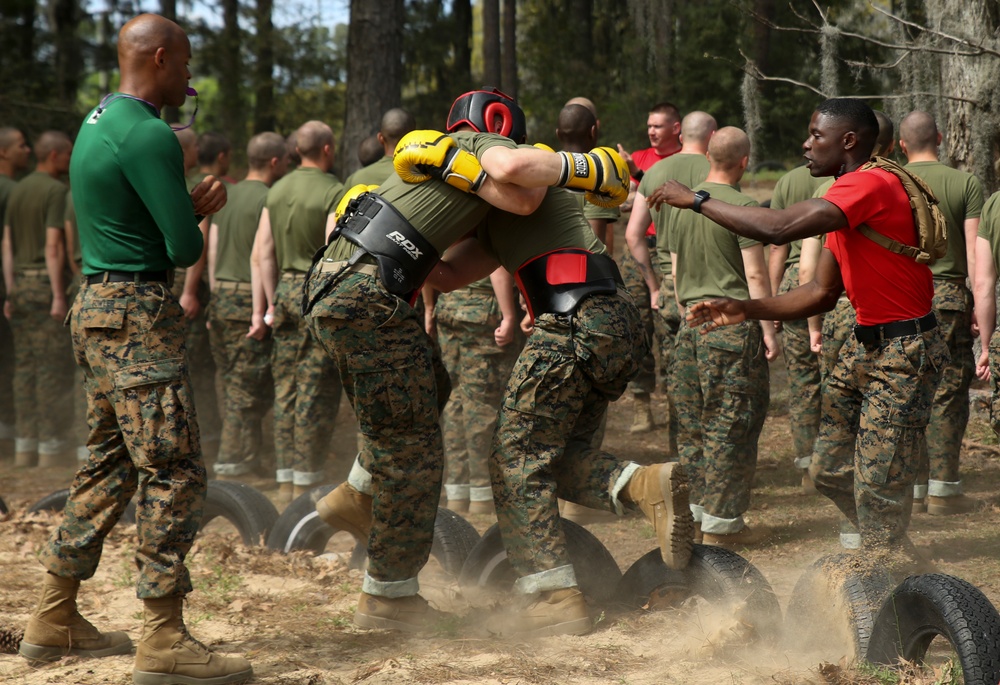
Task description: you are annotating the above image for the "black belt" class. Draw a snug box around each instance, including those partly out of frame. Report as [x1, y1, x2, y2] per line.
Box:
[646, 234, 657, 249]
[854, 312, 937, 346]
[86, 270, 171, 285]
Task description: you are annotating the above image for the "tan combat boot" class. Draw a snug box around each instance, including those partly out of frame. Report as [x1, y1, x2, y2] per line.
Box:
[630, 392, 653, 434]
[354, 592, 445, 633]
[133, 596, 252, 685]
[559, 500, 616, 526]
[927, 494, 976, 516]
[276, 481, 294, 506]
[316, 482, 373, 541]
[702, 523, 771, 550]
[19, 572, 132, 664]
[514, 587, 591, 637]
[625, 463, 694, 569]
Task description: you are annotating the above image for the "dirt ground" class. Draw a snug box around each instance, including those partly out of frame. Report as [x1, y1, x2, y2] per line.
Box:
[3, 196, 1000, 684]
[1, 363, 999, 685]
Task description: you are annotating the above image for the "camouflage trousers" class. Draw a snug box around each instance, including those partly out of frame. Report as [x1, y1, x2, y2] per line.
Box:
[208, 284, 274, 476]
[7, 274, 75, 446]
[820, 296, 856, 380]
[171, 269, 221, 443]
[919, 282, 973, 495]
[491, 291, 646, 592]
[655, 278, 681, 459]
[39, 281, 206, 598]
[672, 320, 770, 533]
[305, 263, 447, 594]
[0, 286, 13, 430]
[990, 328, 1000, 436]
[619, 246, 667, 394]
[437, 287, 519, 501]
[272, 272, 344, 486]
[809, 326, 947, 549]
[778, 265, 822, 464]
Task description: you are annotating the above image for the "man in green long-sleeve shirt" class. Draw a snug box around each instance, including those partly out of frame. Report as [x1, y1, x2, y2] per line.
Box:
[19, 13, 252, 685]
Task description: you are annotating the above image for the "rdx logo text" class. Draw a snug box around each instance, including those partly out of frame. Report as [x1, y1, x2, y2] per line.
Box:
[388, 231, 423, 260]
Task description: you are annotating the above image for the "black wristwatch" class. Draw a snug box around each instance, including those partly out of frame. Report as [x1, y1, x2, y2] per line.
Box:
[692, 189, 711, 213]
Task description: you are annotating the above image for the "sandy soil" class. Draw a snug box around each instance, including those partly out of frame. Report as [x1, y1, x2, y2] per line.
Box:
[1, 367, 998, 685]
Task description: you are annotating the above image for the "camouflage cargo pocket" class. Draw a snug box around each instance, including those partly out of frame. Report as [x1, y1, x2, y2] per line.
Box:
[347, 347, 429, 435]
[114, 358, 199, 466]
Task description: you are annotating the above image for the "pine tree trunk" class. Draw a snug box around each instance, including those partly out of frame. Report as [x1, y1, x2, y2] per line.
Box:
[253, 0, 275, 133]
[501, 0, 517, 97]
[219, 0, 245, 161]
[482, 0, 501, 86]
[340, 0, 404, 178]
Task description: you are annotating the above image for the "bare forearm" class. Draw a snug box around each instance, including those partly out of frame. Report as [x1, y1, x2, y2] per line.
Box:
[490, 267, 518, 322]
[742, 280, 840, 322]
[45, 240, 66, 301]
[1, 230, 14, 294]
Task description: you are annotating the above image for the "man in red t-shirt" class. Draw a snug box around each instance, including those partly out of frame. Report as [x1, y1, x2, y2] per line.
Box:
[647, 98, 948, 557]
[616, 102, 683, 432]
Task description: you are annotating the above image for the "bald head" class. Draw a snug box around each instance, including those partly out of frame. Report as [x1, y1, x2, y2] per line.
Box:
[556, 104, 598, 151]
[379, 108, 416, 150]
[295, 121, 334, 163]
[680, 111, 717, 148]
[0, 127, 31, 174]
[118, 14, 186, 68]
[707, 126, 750, 172]
[900, 110, 939, 156]
[565, 97, 597, 118]
[117, 14, 191, 109]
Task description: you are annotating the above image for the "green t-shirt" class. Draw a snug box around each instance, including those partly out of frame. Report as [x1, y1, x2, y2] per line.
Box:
[977, 192, 1000, 280]
[670, 181, 760, 305]
[477, 187, 606, 274]
[267, 166, 344, 272]
[904, 160, 984, 280]
[639, 153, 710, 277]
[4, 171, 69, 270]
[341, 156, 395, 199]
[71, 95, 203, 273]
[771, 165, 824, 267]
[65, 192, 82, 266]
[213, 179, 268, 283]
[324, 132, 515, 262]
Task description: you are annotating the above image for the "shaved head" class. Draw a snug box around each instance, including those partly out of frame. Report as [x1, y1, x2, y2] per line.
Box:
[680, 111, 717, 146]
[556, 104, 597, 149]
[117, 14, 191, 110]
[872, 110, 895, 157]
[379, 108, 416, 148]
[295, 121, 334, 161]
[174, 128, 197, 172]
[118, 14, 187, 69]
[248, 132, 287, 170]
[900, 110, 938, 155]
[707, 126, 750, 171]
[565, 97, 597, 118]
[358, 134, 384, 166]
[34, 131, 72, 161]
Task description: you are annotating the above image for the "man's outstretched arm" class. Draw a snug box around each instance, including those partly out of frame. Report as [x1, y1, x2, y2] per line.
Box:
[687, 246, 843, 332]
[647, 180, 847, 245]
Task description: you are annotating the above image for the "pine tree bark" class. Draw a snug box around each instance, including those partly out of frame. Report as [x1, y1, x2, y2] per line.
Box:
[501, 0, 517, 97]
[219, 0, 245, 160]
[253, 0, 275, 133]
[340, 0, 404, 178]
[482, 0, 501, 87]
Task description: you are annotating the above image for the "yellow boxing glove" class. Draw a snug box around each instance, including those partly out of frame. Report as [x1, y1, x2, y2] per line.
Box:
[393, 130, 486, 193]
[333, 184, 378, 223]
[555, 146, 630, 208]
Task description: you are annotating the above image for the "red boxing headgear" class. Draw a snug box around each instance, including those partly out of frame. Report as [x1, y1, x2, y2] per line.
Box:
[446, 87, 527, 143]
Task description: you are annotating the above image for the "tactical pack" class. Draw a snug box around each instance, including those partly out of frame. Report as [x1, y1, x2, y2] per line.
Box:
[855, 156, 948, 265]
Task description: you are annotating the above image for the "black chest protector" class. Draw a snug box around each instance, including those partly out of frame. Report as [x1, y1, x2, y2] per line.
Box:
[331, 192, 440, 304]
[515, 248, 623, 321]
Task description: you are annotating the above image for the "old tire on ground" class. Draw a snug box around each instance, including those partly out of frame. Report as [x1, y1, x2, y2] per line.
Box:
[616, 548, 687, 610]
[688, 544, 781, 640]
[0, 496, 7, 515]
[200, 480, 279, 546]
[866, 573, 1000, 684]
[429, 507, 482, 576]
[27, 488, 137, 524]
[266, 486, 479, 575]
[785, 552, 895, 660]
[458, 520, 622, 604]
